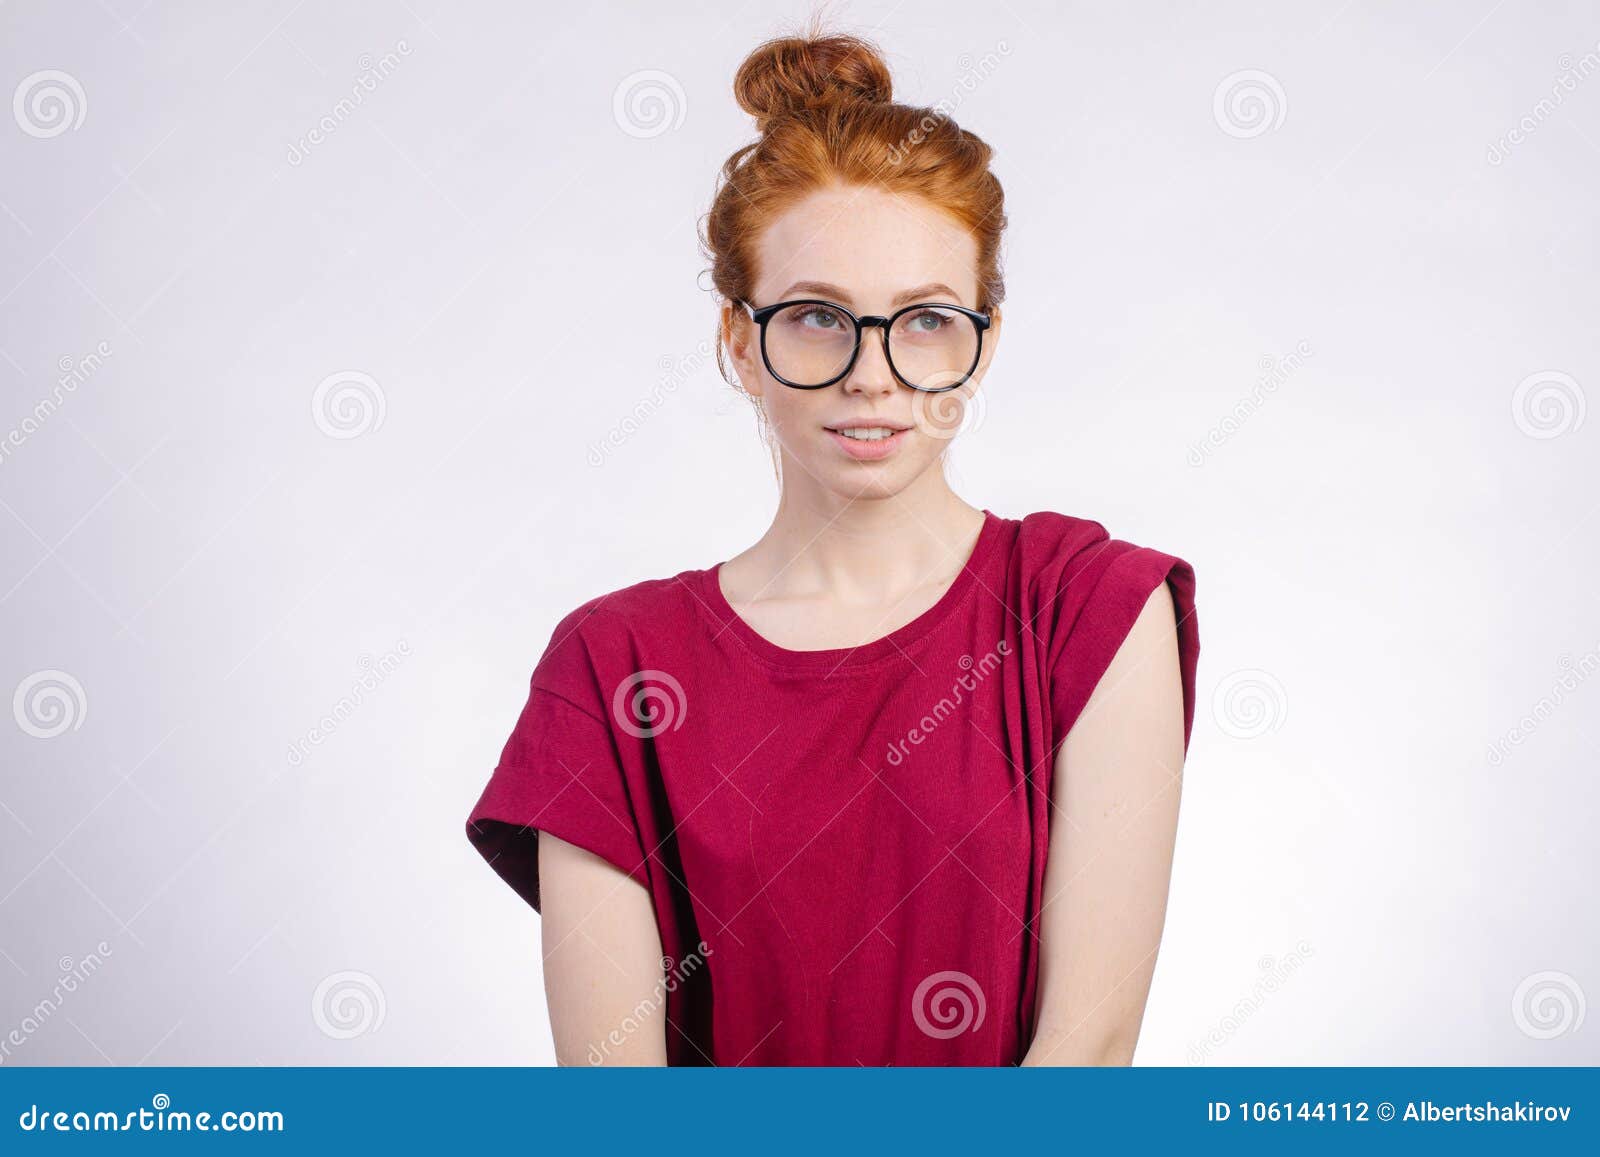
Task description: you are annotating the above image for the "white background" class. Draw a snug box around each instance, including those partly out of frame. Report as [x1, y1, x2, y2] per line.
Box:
[1, 0, 1596, 1065]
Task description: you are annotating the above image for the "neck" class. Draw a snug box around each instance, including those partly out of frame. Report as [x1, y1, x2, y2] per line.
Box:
[741, 461, 986, 602]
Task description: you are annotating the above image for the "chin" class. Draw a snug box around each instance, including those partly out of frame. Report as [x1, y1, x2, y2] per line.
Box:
[808, 448, 943, 502]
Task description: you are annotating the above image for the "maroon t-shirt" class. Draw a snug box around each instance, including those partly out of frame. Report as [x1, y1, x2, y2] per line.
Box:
[466, 509, 1199, 1065]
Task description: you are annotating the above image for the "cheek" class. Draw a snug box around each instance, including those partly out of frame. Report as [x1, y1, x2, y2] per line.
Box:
[908, 387, 977, 444]
[763, 387, 823, 439]
[906, 427, 954, 468]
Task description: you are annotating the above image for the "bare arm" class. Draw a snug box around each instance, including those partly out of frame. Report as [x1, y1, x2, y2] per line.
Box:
[537, 833, 667, 1065]
[1021, 582, 1187, 1066]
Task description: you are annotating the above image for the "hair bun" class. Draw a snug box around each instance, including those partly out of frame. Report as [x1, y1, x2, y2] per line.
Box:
[734, 33, 893, 131]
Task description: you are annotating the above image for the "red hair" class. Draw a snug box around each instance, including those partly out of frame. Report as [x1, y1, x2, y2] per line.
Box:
[703, 31, 1007, 382]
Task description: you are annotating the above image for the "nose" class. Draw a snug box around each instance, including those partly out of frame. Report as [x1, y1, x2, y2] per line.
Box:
[843, 323, 896, 399]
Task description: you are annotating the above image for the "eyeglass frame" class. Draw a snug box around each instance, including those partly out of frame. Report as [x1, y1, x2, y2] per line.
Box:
[739, 298, 992, 393]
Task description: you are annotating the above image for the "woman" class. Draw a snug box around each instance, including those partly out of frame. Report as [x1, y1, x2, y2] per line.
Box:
[467, 31, 1199, 1066]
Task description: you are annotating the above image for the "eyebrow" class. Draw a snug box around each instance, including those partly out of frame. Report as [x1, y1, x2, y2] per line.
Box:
[775, 280, 966, 308]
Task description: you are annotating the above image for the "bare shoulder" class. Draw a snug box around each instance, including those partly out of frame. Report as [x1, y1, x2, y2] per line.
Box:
[1129, 580, 1177, 639]
[1080, 580, 1183, 721]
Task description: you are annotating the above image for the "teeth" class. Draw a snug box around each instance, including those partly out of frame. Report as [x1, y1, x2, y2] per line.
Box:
[835, 427, 898, 441]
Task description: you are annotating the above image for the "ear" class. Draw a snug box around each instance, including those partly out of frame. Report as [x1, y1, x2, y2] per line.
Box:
[722, 302, 766, 399]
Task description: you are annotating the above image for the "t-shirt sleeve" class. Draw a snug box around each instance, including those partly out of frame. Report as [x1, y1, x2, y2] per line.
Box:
[465, 612, 651, 912]
[1046, 537, 1200, 756]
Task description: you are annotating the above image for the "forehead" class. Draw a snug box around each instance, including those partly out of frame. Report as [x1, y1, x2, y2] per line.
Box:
[751, 184, 980, 307]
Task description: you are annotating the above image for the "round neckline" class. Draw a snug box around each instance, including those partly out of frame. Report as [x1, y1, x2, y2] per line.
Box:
[700, 509, 1004, 670]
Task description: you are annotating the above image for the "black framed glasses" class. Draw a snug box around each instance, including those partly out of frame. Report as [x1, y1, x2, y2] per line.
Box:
[742, 299, 991, 393]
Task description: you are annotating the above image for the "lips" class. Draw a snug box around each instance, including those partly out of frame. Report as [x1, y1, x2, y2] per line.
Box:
[824, 421, 912, 461]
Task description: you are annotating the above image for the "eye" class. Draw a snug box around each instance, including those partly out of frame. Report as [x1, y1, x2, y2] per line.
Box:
[793, 305, 848, 331]
[904, 308, 952, 333]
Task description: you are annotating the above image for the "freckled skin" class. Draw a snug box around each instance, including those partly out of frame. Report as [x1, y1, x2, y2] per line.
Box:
[723, 184, 1001, 505]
